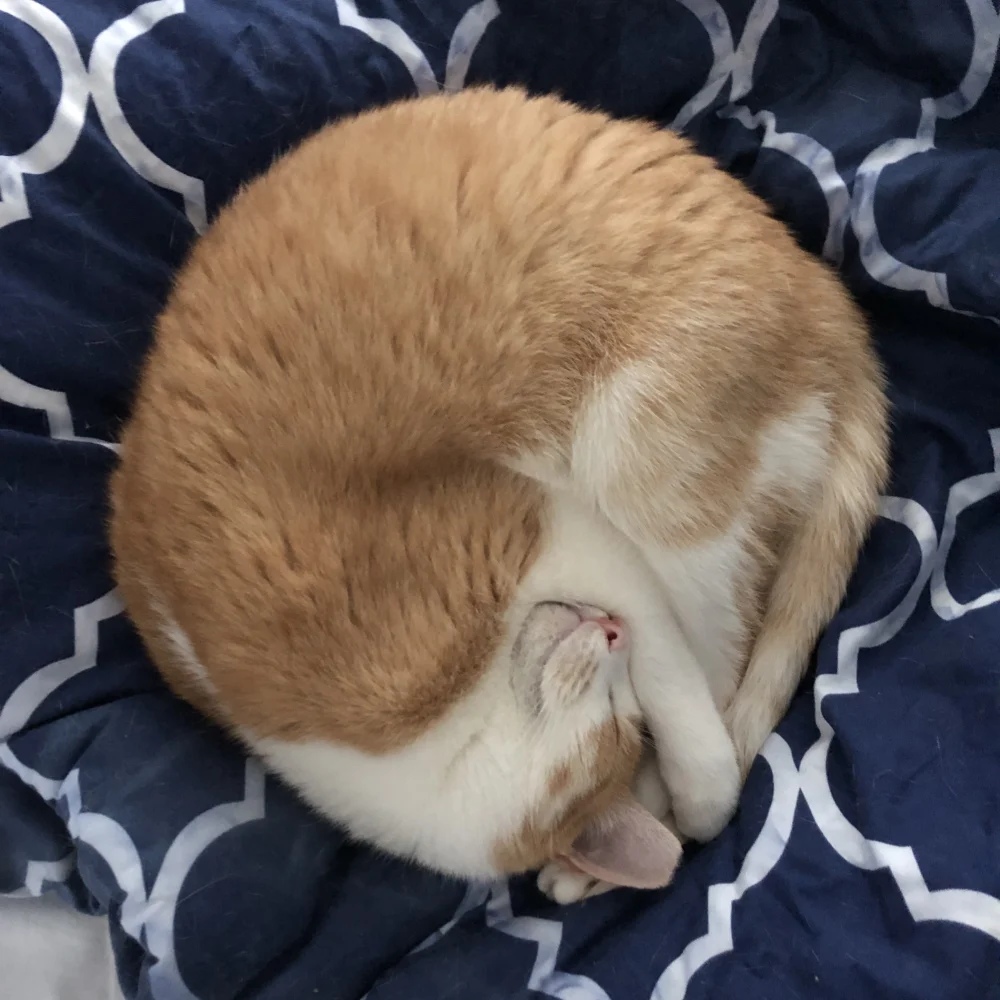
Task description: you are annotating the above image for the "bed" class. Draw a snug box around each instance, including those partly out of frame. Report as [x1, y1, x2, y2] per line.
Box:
[2, 1, 999, 997]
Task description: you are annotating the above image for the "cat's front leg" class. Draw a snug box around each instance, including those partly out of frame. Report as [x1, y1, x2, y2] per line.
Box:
[629, 612, 741, 843]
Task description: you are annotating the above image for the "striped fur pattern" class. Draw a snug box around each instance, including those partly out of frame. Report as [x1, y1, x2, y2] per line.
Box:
[109, 88, 888, 899]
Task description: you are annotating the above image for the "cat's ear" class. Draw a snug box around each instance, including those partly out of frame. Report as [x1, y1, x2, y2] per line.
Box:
[562, 796, 683, 890]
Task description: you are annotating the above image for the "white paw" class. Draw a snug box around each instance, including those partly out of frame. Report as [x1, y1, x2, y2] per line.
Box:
[536, 861, 617, 905]
[664, 738, 741, 843]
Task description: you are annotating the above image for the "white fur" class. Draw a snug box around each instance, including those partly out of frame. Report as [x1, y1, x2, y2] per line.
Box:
[645, 524, 750, 708]
[518, 492, 741, 843]
[570, 367, 831, 673]
[148, 588, 219, 698]
[570, 359, 713, 535]
[755, 394, 832, 490]
[525, 372, 834, 848]
[245, 492, 671, 880]
[643, 396, 831, 703]
[252, 671, 569, 879]
[650, 397, 832, 703]
[240, 490, 738, 879]
[537, 861, 608, 904]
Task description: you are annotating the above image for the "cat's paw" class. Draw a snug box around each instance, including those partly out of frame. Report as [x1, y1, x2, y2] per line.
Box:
[665, 738, 741, 843]
[536, 861, 617, 905]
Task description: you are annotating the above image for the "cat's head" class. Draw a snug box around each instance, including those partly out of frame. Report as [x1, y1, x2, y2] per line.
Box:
[252, 596, 682, 890]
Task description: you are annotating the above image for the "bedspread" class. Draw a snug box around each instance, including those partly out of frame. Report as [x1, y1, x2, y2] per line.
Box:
[2, 1, 999, 997]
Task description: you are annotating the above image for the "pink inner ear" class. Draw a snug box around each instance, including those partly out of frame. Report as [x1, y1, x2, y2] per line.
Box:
[563, 797, 683, 890]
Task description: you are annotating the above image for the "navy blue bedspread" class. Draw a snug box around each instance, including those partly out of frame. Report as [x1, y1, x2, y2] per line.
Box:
[2, 1, 999, 997]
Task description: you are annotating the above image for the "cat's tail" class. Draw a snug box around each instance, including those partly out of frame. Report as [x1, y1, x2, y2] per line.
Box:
[725, 394, 889, 777]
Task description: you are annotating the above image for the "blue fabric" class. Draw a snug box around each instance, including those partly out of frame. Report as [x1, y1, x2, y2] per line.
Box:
[2, 1, 999, 997]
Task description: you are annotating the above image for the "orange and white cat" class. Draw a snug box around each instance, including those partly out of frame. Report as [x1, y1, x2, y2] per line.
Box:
[109, 87, 888, 903]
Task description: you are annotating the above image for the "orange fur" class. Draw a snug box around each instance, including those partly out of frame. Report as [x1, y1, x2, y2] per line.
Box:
[109, 86, 887, 879]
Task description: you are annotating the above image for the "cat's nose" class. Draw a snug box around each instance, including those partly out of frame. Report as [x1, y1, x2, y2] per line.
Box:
[579, 612, 628, 652]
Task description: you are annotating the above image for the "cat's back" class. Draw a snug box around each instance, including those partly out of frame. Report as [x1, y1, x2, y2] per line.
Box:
[139, 86, 848, 475]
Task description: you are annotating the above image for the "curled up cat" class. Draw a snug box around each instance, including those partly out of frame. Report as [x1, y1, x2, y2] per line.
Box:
[108, 87, 888, 903]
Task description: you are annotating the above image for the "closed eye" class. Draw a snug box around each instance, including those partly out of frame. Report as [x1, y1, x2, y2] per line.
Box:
[538, 630, 571, 668]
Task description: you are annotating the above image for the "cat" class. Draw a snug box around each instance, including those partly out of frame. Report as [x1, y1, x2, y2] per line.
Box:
[109, 86, 888, 902]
